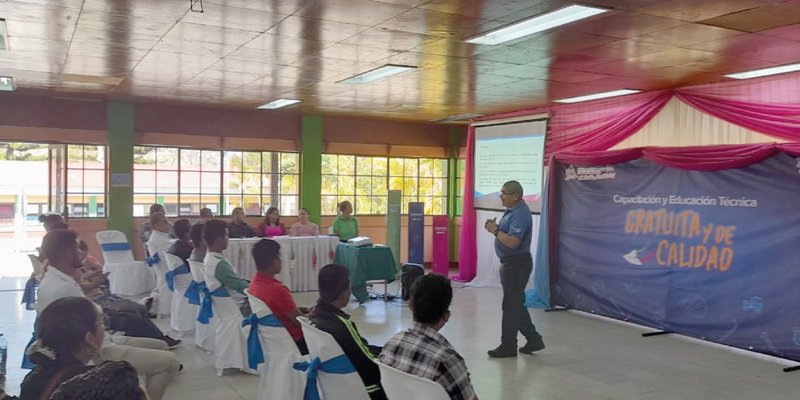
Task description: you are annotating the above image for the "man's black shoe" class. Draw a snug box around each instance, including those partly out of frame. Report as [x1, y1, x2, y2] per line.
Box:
[519, 336, 545, 354]
[487, 346, 517, 358]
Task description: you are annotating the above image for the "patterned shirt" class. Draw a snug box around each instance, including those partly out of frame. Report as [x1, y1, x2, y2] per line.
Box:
[379, 322, 477, 400]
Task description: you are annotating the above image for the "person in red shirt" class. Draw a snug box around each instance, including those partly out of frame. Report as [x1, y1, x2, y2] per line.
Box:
[248, 238, 309, 354]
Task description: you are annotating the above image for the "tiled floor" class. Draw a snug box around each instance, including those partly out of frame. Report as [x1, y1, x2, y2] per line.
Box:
[2, 280, 799, 399]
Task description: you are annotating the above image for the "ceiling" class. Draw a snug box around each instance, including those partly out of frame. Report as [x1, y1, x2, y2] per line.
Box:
[2, 0, 800, 122]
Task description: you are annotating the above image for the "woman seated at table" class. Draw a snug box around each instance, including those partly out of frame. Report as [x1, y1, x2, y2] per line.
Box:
[289, 208, 319, 237]
[228, 207, 256, 238]
[257, 206, 286, 237]
[333, 200, 359, 242]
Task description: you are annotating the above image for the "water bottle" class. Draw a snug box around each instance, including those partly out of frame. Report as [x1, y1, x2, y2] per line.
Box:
[0, 332, 8, 381]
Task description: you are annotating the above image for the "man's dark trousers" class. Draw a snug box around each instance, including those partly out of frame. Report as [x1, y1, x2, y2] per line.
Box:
[500, 252, 539, 348]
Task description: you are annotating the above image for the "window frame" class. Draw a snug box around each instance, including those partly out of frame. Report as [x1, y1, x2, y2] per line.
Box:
[133, 145, 300, 217]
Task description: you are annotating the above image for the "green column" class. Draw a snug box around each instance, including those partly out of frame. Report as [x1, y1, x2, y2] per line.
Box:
[387, 190, 402, 270]
[301, 115, 323, 224]
[447, 127, 462, 262]
[107, 102, 135, 239]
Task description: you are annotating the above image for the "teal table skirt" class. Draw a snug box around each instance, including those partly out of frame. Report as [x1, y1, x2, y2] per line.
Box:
[333, 243, 397, 303]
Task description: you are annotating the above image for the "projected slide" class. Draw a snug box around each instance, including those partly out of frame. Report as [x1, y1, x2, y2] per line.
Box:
[474, 118, 547, 212]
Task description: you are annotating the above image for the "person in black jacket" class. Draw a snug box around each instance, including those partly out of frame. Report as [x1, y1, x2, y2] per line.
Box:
[167, 219, 193, 262]
[309, 264, 387, 400]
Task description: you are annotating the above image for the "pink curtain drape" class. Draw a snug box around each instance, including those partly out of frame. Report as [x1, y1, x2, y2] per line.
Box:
[456, 72, 800, 283]
[453, 125, 477, 282]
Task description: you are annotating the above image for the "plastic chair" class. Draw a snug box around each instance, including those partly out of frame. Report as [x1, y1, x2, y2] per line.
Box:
[163, 253, 197, 333]
[96, 230, 155, 296]
[376, 361, 450, 400]
[244, 289, 308, 400]
[188, 260, 214, 352]
[204, 253, 248, 375]
[297, 316, 371, 400]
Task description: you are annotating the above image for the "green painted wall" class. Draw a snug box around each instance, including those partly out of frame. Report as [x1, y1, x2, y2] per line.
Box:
[106, 102, 135, 239]
[300, 115, 323, 224]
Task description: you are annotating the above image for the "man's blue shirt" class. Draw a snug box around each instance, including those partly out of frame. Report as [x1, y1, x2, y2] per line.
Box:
[494, 200, 532, 259]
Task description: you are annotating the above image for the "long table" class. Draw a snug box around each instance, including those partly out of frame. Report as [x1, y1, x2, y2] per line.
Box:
[224, 236, 340, 292]
[333, 243, 397, 303]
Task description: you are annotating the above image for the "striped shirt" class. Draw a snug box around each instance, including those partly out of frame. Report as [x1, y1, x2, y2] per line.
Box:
[379, 322, 477, 400]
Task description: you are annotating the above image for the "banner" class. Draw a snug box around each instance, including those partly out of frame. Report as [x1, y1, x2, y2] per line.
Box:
[386, 190, 401, 270]
[408, 202, 424, 265]
[554, 153, 800, 361]
[432, 215, 449, 276]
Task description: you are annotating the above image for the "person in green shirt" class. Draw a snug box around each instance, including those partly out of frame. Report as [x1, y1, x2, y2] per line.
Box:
[203, 219, 250, 294]
[333, 200, 359, 241]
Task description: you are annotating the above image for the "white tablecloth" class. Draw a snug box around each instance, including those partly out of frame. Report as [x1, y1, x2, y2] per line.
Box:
[224, 236, 340, 292]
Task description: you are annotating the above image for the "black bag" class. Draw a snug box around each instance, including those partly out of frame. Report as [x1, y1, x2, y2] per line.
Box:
[401, 263, 425, 301]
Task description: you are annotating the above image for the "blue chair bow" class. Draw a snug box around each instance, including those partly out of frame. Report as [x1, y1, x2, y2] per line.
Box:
[145, 252, 161, 267]
[293, 354, 357, 400]
[197, 286, 230, 324]
[241, 313, 283, 369]
[184, 280, 203, 305]
[101, 242, 132, 252]
[165, 263, 191, 291]
[21, 276, 37, 310]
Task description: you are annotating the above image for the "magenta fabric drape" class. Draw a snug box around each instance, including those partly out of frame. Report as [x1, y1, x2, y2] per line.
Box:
[545, 90, 673, 158]
[453, 125, 477, 282]
[553, 143, 800, 171]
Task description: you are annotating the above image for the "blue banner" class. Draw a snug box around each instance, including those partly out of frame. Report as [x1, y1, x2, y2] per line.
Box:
[554, 153, 800, 361]
[408, 202, 425, 265]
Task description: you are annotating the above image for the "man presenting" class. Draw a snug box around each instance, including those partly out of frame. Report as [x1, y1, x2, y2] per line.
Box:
[484, 180, 544, 358]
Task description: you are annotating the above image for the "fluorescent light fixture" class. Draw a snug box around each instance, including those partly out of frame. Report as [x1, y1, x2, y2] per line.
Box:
[725, 63, 800, 80]
[466, 5, 609, 45]
[0, 19, 7, 50]
[433, 113, 485, 123]
[554, 89, 641, 103]
[0, 76, 16, 91]
[257, 98, 300, 109]
[339, 64, 416, 84]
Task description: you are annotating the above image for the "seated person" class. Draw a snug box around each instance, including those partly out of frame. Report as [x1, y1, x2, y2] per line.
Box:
[289, 207, 320, 237]
[139, 203, 173, 245]
[248, 238, 309, 354]
[257, 207, 286, 237]
[380, 274, 478, 400]
[145, 213, 175, 314]
[228, 207, 256, 238]
[50, 361, 148, 400]
[20, 296, 103, 400]
[203, 219, 249, 294]
[310, 264, 386, 400]
[333, 201, 359, 241]
[36, 230, 181, 400]
[189, 221, 206, 263]
[199, 207, 214, 222]
[168, 219, 193, 262]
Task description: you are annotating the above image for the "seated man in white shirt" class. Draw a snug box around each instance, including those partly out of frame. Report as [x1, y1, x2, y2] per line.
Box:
[37, 229, 181, 400]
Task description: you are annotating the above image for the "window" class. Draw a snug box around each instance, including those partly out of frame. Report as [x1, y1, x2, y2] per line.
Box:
[133, 146, 299, 217]
[321, 154, 448, 215]
[455, 159, 465, 215]
[66, 144, 107, 218]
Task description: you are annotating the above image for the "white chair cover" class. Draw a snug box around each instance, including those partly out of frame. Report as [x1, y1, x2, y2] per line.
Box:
[164, 253, 197, 333]
[244, 289, 308, 400]
[188, 260, 214, 352]
[27, 254, 44, 280]
[146, 233, 174, 316]
[297, 317, 371, 400]
[96, 230, 155, 296]
[376, 361, 450, 400]
[204, 252, 248, 371]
